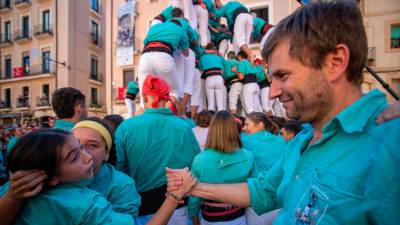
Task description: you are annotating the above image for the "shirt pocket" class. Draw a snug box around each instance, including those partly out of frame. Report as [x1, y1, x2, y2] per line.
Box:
[292, 169, 364, 225]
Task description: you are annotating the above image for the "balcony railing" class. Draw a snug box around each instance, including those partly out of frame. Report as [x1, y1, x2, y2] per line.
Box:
[34, 24, 53, 36]
[0, 101, 11, 109]
[16, 96, 30, 108]
[36, 96, 50, 107]
[89, 33, 103, 48]
[90, 73, 103, 82]
[0, 33, 13, 45]
[14, 29, 32, 42]
[15, 0, 31, 7]
[0, 64, 55, 80]
[0, 0, 12, 11]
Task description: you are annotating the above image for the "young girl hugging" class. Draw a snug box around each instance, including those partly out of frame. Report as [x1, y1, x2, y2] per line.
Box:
[188, 110, 255, 225]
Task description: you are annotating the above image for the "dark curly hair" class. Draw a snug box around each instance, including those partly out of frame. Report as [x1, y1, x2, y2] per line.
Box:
[52, 88, 85, 119]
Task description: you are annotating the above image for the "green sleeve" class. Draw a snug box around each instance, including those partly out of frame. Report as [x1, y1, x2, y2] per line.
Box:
[365, 141, 400, 224]
[179, 32, 190, 51]
[188, 156, 202, 217]
[214, 5, 226, 19]
[247, 156, 283, 215]
[115, 126, 128, 174]
[110, 177, 141, 218]
[82, 194, 135, 224]
[237, 61, 248, 75]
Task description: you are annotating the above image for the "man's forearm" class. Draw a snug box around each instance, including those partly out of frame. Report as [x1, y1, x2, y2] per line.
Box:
[190, 182, 250, 207]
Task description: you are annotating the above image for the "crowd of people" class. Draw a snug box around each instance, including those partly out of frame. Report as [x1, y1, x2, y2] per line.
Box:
[0, 0, 400, 225]
[128, 0, 284, 119]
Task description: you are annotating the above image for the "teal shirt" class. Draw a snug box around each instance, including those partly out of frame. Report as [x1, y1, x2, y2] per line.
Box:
[209, 19, 232, 45]
[182, 118, 196, 128]
[160, 6, 173, 21]
[255, 65, 267, 83]
[127, 81, 139, 95]
[6, 136, 18, 156]
[198, 53, 225, 72]
[88, 163, 141, 217]
[0, 153, 6, 180]
[214, 2, 247, 31]
[247, 89, 400, 224]
[115, 108, 200, 192]
[170, 18, 199, 45]
[188, 148, 255, 217]
[143, 21, 189, 52]
[241, 130, 286, 173]
[223, 59, 238, 79]
[53, 119, 75, 132]
[237, 59, 257, 76]
[252, 17, 267, 40]
[14, 181, 134, 225]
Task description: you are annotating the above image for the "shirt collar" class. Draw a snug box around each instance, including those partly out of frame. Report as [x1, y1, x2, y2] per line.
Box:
[328, 89, 387, 134]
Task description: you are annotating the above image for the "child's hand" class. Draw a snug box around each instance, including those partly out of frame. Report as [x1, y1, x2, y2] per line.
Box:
[6, 170, 47, 201]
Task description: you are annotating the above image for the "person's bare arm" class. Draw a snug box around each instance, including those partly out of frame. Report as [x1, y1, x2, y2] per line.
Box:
[190, 182, 250, 207]
[0, 170, 46, 225]
[146, 168, 196, 225]
[376, 101, 400, 124]
[166, 168, 250, 208]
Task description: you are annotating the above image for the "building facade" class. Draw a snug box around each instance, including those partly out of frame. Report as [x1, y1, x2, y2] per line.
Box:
[0, 0, 107, 126]
[361, 0, 400, 102]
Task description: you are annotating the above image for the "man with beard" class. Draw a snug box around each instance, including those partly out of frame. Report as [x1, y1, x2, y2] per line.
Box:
[167, 1, 400, 224]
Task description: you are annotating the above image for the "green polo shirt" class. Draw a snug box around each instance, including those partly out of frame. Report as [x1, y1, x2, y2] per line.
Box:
[188, 147, 255, 217]
[214, 2, 247, 31]
[127, 81, 139, 96]
[198, 53, 225, 72]
[88, 163, 141, 217]
[160, 6, 173, 21]
[241, 130, 286, 173]
[53, 119, 75, 132]
[13, 181, 134, 225]
[143, 21, 189, 52]
[115, 108, 200, 192]
[237, 59, 257, 76]
[247, 89, 400, 224]
[223, 59, 238, 79]
[252, 17, 267, 40]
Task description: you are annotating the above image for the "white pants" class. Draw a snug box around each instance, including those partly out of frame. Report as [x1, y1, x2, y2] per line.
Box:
[150, 18, 163, 27]
[228, 82, 243, 111]
[194, 5, 210, 46]
[233, 13, 253, 53]
[174, 50, 186, 98]
[170, 0, 198, 29]
[192, 69, 205, 111]
[272, 98, 286, 118]
[136, 206, 188, 225]
[183, 49, 196, 95]
[246, 208, 280, 225]
[260, 87, 273, 113]
[243, 83, 261, 114]
[138, 52, 178, 107]
[205, 76, 226, 111]
[201, 215, 247, 225]
[125, 98, 136, 118]
[218, 39, 229, 57]
[259, 26, 276, 51]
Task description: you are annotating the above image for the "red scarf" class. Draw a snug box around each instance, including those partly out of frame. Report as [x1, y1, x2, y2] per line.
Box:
[142, 75, 177, 114]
